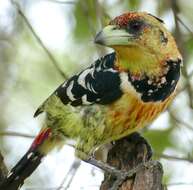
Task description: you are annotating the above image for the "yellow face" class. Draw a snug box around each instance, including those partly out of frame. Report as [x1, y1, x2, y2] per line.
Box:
[95, 12, 181, 75]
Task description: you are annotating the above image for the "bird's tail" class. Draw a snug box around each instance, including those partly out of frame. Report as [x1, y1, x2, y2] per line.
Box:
[0, 127, 52, 190]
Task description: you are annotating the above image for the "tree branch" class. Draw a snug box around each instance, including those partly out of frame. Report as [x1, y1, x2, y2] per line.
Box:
[170, 0, 193, 108]
[11, 0, 68, 79]
[175, 15, 193, 36]
[57, 159, 81, 190]
[46, 0, 76, 4]
[0, 152, 8, 185]
[155, 153, 193, 163]
[0, 131, 35, 139]
[168, 109, 193, 132]
[100, 133, 164, 190]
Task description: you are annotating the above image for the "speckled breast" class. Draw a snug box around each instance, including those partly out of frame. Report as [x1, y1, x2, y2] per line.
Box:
[105, 91, 174, 139]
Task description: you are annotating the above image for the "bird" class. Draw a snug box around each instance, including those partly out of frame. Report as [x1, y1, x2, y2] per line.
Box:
[0, 12, 182, 189]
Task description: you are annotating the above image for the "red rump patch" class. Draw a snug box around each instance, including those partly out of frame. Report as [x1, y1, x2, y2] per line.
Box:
[30, 128, 52, 151]
[109, 12, 141, 27]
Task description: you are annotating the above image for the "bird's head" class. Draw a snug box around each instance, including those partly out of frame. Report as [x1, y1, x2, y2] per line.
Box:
[95, 12, 182, 76]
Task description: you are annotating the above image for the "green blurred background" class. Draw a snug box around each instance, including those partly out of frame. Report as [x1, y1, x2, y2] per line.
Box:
[0, 0, 193, 189]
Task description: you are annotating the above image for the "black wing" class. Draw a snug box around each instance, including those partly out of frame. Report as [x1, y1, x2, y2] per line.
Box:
[55, 52, 122, 106]
[34, 53, 122, 117]
[53, 53, 122, 106]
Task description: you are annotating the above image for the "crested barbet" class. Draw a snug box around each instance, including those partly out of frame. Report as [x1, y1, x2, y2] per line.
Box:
[0, 12, 182, 189]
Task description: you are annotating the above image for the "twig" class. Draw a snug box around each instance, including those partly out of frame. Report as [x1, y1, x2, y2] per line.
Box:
[155, 153, 193, 163]
[0, 152, 8, 184]
[171, 0, 193, 108]
[168, 110, 193, 132]
[11, 0, 67, 79]
[57, 159, 81, 190]
[176, 70, 193, 95]
[46, 0, 76, 4]
[0, 131, 35, 139]
[167, 182, 193, 186]
[176, 15, 193, 35]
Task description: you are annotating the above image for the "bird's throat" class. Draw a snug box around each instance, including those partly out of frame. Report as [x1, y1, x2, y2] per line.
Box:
[114, 46, 162, 76]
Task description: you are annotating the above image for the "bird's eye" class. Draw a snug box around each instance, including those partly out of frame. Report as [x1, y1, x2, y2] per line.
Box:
[130, 22, 141, 30]
[127, 20, 144, 33]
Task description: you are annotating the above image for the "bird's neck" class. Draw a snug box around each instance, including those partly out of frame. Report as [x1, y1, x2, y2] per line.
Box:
[112, 48, 181, 102]
[114, 46, 164, 77]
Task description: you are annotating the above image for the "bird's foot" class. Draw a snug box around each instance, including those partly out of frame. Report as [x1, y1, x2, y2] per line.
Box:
[84, 156, 124, 178]
[75, 148, 124, 177]
[84, 156, 157, 179]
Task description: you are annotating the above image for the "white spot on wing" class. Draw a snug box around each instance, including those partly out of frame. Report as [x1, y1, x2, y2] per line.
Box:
[62, 81, 67, 88]
[171, 80, 176, 85]
[66, 81, 76, 101]
[104, 68, 117, 73]
[91, 68, 95, 78]
[82, 95, 92, 105]
[102, 59, 107, 68]
[90, 83, 97, 94]
[86, 81, 97, 94]
[77, 69, 92, 89]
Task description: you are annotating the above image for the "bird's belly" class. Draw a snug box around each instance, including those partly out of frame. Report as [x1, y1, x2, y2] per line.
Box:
[104, 92, 173, 141]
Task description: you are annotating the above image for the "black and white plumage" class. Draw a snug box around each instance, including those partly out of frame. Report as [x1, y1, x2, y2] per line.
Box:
[54, 53, 123, 106]
[50, 53, 181, 109]
[128, 59, 181, 102]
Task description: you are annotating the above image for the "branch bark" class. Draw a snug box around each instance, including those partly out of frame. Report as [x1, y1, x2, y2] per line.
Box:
[100, 133, 164, 190]
[0, 151, 8, 184]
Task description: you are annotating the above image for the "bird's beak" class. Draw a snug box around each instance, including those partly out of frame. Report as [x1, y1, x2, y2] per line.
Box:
[94, 25, 134, 46]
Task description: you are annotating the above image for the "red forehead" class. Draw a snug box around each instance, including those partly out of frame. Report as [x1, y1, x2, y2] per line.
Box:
[110, 13, 141, 26]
